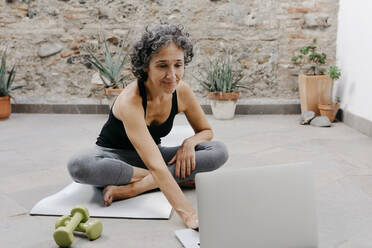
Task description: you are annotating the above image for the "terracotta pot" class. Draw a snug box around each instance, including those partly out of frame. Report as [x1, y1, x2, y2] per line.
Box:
[298, 74, 333, 115]
[207, 91, 240, 101]
[0, 96, 11, 119]
[207, 92, 240, 120]
[318, 103, 340, 122]
[104, 87, 123, 96]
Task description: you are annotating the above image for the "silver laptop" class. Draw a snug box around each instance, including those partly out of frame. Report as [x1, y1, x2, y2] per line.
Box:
[176, 162, 318, 248]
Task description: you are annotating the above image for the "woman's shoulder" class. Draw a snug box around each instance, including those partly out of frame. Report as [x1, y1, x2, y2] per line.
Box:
[116, 81, 142, 105]
[113, 81, 143, 120]
[177, 80, 198, 113]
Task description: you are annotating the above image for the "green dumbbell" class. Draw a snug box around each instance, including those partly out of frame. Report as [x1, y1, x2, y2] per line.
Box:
[53, 205, 89, 247]
[75, 220, 102, 240]
[55, 216, 102, 240]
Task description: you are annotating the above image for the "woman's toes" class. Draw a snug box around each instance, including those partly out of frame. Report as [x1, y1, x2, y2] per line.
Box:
[103, 185, 116, 206]
[102, 184, 138, 205]
[104, 196, 112, 206]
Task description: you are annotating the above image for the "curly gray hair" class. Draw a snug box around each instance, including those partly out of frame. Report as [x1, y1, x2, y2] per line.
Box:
[130, 22, 194, 82]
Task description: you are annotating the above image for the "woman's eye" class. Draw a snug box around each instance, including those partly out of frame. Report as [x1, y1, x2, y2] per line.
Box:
[157, 64, 183, 68]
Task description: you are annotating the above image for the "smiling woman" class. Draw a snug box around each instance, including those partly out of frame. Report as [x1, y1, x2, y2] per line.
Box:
[67, 22, 229, 229]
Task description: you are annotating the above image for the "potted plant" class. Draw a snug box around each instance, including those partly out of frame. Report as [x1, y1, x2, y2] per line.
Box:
[197, 55, 246, 120]
[86, 38, 130, 104]
[0, 47, 22, 119]
[318, 66, 341, 122]
[291, 38, 341, 115]
[318, 97, 340, 123]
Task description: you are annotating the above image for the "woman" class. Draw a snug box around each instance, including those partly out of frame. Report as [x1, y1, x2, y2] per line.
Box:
[67, 23, 229, 229]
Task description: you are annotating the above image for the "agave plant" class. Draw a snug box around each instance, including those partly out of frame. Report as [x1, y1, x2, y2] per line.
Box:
[86, 38, 130, 89]
[197, 56, 246, 93]
[0, 48, 21, 97]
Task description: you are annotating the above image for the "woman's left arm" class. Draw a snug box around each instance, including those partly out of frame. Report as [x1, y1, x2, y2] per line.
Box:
[168, 82, 214, 179]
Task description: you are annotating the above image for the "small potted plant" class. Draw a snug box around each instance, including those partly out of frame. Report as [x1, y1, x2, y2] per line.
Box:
[291, 38, 341, 115]
[197, 55, 246, 120]
[318, 66, 341, 122]
[86, 38, 130, 103]
[0, 47, 22, 119]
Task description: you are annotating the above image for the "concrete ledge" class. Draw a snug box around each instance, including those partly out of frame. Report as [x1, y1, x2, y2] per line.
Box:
[340, 109, 372, 137]
[201, 104, 301, 115]
[11, 104, 110, 114]
[12, 103, 301, 115]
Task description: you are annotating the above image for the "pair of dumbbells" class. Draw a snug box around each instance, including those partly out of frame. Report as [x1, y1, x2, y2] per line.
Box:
[53, 205, 103, 247]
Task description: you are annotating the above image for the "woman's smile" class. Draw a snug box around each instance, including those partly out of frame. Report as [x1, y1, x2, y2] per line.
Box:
[162, 80, 177, 86]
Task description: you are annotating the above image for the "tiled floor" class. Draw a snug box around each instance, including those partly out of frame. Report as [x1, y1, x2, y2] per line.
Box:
[1, 113, 372, 247]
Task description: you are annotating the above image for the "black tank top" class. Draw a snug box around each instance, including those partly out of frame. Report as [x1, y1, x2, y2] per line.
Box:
[96, 80, 179, 150]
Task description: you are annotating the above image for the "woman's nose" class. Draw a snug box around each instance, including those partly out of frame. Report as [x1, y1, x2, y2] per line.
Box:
[166, 66, 176, 80]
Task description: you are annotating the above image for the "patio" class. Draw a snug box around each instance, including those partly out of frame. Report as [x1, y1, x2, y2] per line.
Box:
[1, 113, 372, 247]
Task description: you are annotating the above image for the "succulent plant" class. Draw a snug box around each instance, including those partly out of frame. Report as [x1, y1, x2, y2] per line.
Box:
[0, 47, 22, 97]
[197, 55, 246, 93]
[86, 38, 130, 89]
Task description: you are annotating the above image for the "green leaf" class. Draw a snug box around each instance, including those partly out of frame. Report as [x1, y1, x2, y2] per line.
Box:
[103, 39, 114, 74]
[328, 65, 341, 80]
[6, 65, 16, 90]
[99, 74, 110, 88]
[86, 37, 129, 88]
[300, 47, 309, 55]
[200, 81, 211, 91]
[0, 50, 6, 95]
[10, 85, 22, 91]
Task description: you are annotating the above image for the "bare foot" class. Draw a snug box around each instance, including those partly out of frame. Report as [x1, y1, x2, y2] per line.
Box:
[103, 184, 137, 206]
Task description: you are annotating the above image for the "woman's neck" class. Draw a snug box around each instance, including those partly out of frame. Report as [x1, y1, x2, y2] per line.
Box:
[144, 80, 171, 103]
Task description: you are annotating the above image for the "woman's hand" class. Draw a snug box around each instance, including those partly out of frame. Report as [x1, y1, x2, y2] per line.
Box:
[168, 142, 196, 179]
[182, 210, 199, 230]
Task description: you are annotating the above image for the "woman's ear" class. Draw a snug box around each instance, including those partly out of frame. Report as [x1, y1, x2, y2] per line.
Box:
[143, 67, 148, 73]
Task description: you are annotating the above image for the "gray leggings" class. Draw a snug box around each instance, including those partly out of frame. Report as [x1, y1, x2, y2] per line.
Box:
[67, 141, 229, 187]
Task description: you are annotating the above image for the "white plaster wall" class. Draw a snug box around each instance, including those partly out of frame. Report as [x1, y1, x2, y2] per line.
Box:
[336, 0, 372, 121]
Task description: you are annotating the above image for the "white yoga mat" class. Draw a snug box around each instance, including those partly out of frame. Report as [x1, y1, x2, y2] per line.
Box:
[175, 229, 200, 248]
[161, 124, 194, 146]
[30, 182, 173, 219]
[30, 125, 194, 219]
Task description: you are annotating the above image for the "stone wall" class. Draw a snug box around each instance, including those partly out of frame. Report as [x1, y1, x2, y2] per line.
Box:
[0, 0, 339, 104]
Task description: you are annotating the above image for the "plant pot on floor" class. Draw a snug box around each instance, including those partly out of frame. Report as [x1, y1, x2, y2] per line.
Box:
[318, 103, 340, 122]
[208, 92, 240, 120]
[0, 96, 11, 119]
[299, 74, 333, 115]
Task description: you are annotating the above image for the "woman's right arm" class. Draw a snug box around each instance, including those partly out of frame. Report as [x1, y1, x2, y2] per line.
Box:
[118, 98, 198, 228]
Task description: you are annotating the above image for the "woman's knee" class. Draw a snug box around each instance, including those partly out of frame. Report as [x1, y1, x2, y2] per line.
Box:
[67, 151, 93, 183]
[196, 140, 229, 171]
[211, 141, 229, 168]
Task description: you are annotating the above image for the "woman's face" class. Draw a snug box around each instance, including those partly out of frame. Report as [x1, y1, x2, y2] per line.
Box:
[145, 42, 185, 94]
